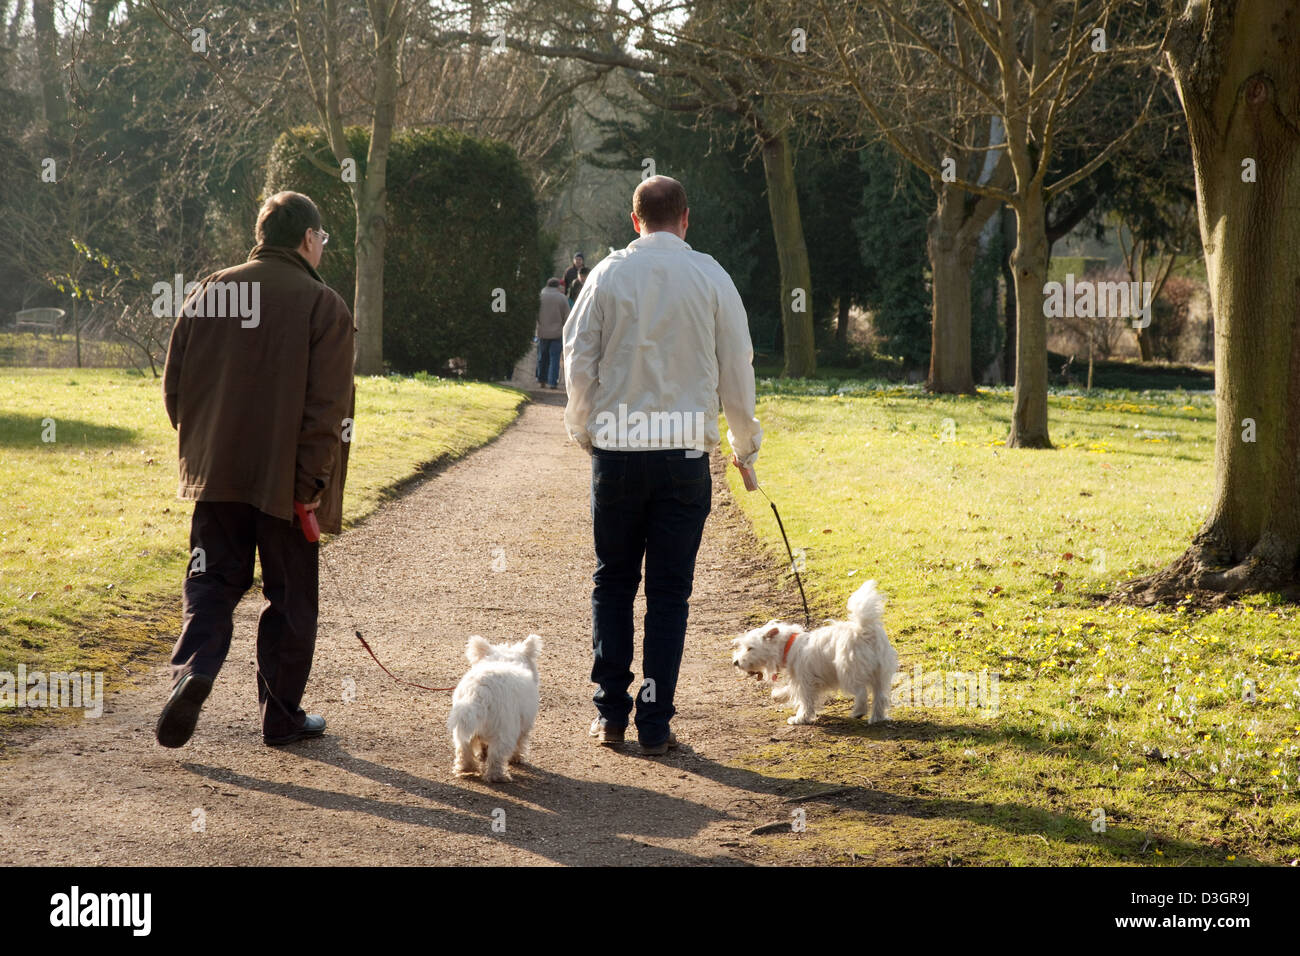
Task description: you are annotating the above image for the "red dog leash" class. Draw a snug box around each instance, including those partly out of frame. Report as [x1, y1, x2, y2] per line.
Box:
[300, 505, 458, 693]
[352, 629, 458, 693]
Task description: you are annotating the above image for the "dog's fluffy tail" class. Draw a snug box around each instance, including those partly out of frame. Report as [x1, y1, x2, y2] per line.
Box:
[846, 579, 886, 630]
[446, 696, 483, 740]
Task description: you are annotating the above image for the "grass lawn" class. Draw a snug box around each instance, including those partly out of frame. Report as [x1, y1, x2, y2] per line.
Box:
[0, 368, 525, 737]
[725, 379, 1300, 866]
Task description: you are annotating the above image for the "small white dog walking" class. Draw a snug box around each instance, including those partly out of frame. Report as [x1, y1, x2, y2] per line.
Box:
[447, 634, 542, 783]
[732, 580, 898, 725]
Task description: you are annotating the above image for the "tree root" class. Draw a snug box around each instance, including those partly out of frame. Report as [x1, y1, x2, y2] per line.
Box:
[1112, 533, 1300, 607]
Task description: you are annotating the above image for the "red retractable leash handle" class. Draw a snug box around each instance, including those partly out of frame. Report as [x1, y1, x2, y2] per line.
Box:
[294, 500, 321, 542]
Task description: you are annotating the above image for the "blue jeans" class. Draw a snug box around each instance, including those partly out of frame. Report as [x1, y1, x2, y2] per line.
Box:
[537, 338, 561, 386]
[589, 448, 711, 746]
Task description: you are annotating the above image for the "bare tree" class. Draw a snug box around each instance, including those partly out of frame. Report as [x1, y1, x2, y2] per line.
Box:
[402, 10, 590, 202]
[450, 0, 822, 377]
[146, 1, 606, 374]
[144, 0, 407, 374]
[1116, 202, 1194, 360]
[806, 0, 1163, 445]
[799, 4, 1014, 393]
[289, 0, 407, 375]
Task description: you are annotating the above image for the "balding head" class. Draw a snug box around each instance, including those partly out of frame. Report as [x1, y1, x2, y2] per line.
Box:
[631, 175, 689, 237]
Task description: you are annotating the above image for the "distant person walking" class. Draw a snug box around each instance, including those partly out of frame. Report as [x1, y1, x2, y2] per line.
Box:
[563, 252, 584, 296]
[536, 277, 569, 390]
[568, 265, 590, 306]
[563, 175, 762, 754]
[156, 191, 355, 749]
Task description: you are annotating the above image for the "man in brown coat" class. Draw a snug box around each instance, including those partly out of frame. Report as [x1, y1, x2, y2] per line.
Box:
[156, 190, 356, 748]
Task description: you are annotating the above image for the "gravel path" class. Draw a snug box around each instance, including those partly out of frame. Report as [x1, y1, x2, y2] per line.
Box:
[0, 391, 815, 866]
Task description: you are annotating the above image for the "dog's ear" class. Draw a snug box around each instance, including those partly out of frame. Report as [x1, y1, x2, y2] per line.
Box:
[763, 625, 782, 641]
[520, 634, 542, 660]
[466, 635, 493, 663]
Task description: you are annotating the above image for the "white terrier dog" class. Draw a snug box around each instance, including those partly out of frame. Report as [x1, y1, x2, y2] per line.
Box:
[447, 634, 541, 783]
[732, 580, 897, 725]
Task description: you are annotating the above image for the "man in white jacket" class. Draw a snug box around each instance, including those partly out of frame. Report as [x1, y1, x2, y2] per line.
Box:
[563, 175, 762, 755]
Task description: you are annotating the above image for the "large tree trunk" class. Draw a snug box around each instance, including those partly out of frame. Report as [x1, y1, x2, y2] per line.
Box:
[760, 129, 816, 378]
[1007, 186, 1052, 448]
[927, 232, 976, 394]
[351, 102, 395, 377]
[352, 194, 387, 376]
[350, 0, 402, 376]
[1136, 327, 1154, 362]
[926, 182, 997, 394]
[1122, 0, 1300, 601]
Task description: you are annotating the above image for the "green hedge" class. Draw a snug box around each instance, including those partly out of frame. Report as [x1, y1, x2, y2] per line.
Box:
[264, 126, 541, 378]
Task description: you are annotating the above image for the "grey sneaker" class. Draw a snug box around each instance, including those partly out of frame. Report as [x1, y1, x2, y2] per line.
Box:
[264, 713, 327, 746]
[639, 732, 679, 756]
[589, 717, 625, 746]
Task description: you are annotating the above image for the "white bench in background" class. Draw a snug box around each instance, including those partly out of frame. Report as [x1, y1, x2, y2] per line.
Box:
[13, 308, 66, 335]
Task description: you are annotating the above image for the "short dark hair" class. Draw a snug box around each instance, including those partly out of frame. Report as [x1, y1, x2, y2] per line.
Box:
[256, 191, 322, 248]
[546, 277, 561, 288]
[633, 176, 687, 230]
[578, 267, 589, 276]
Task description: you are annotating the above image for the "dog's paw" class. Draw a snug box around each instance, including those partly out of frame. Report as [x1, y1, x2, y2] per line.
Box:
[482, 769, 512, 784]
[453, 763, 476, 777]
[787, 714, 816, 725]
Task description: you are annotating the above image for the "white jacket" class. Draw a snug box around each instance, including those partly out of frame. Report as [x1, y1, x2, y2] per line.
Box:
[561, 230, 762, 463]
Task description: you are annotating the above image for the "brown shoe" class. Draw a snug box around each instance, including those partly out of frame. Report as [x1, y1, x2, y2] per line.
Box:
[639, 732, 678, 756]
[589, 717, 625, 746]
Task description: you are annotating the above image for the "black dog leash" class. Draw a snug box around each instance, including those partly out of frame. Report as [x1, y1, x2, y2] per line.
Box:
[754, 483, 812, 628]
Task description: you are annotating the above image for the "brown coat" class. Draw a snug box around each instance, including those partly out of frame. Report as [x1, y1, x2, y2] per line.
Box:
[163, 245, 356, 534]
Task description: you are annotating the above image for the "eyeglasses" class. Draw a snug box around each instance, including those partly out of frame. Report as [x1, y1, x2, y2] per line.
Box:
[314, 229, 329, 245]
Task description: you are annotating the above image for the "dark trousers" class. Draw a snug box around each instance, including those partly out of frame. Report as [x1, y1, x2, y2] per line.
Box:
[169, 500, 319, 738]
[590, 448, 711, 746]
[536, 337, 562, 387]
